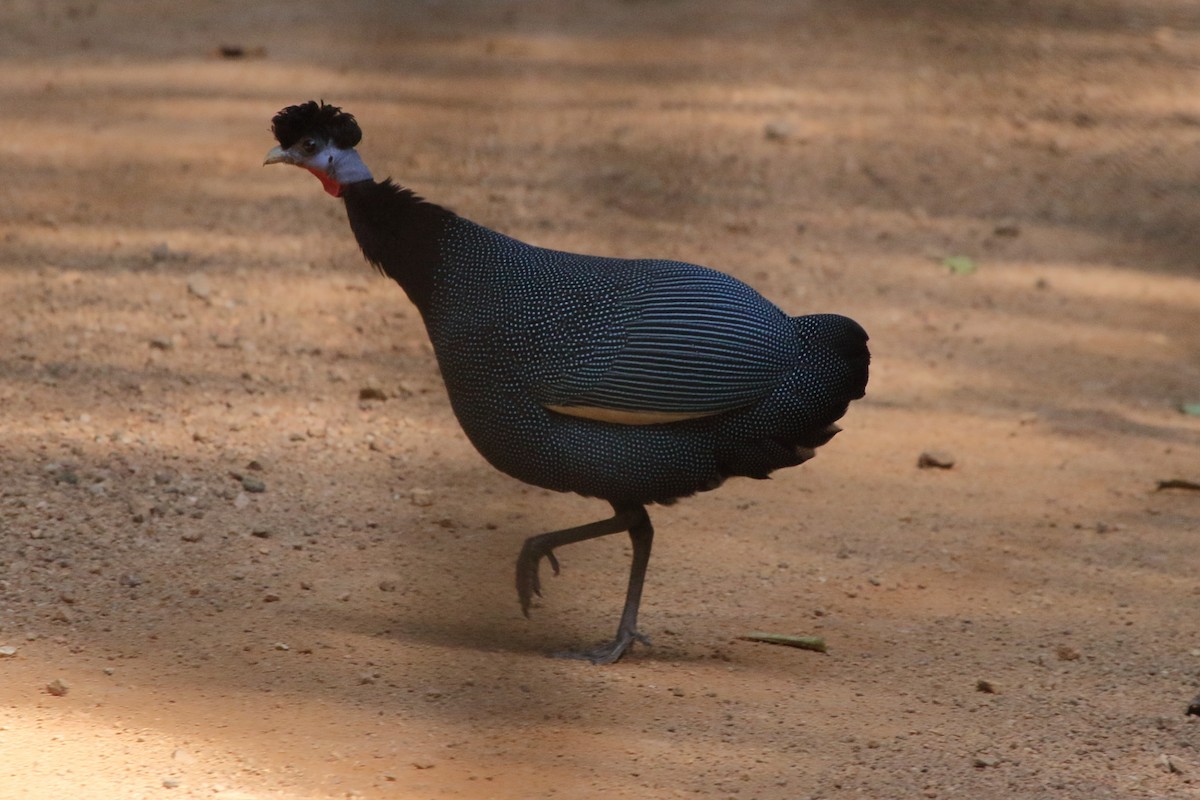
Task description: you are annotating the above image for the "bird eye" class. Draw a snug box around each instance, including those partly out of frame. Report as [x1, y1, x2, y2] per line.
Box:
[300, 138, 318, 154]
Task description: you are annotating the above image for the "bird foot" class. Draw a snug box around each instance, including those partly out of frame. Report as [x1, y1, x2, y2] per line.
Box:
[516, 539, 561, 617]
[552, 630, 651, 665]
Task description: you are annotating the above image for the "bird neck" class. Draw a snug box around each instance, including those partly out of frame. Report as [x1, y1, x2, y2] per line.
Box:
[340, 180, 455, 314]
[330, 149, 372, 186]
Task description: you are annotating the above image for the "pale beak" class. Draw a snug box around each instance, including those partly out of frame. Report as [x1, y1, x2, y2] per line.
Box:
[263, 145, 294, 166]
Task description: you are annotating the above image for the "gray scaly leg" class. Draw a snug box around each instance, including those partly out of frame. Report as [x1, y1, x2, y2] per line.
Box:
[516, 504, 654, 664]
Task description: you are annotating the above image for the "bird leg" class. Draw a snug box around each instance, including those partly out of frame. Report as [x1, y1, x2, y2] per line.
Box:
[515, 504, 654, 664]
[566, 508, 654, 665]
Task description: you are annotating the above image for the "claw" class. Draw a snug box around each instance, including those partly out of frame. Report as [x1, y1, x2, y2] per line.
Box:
[516, 538, 558, 618]
[553, 629, 651, 665]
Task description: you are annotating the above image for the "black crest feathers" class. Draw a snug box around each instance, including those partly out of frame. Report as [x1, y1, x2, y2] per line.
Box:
[271, 100, 362, 150]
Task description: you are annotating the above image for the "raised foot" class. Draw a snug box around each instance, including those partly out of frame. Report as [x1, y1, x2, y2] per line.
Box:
[515, 509, 642, 618]
[516, 538, 561, 618]
[552, 631, 652, 665]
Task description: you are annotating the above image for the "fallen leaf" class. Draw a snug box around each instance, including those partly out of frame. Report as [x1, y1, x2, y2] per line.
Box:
[942, 255, 977, 275]
[918, 450, 956, 469]
[1156, 479, 1200, 492]
[738, 632, 827, 653]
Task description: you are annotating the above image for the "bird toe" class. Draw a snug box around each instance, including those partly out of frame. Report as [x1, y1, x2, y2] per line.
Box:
[515, 539, 551, 617]
[552, 629, 649, 664]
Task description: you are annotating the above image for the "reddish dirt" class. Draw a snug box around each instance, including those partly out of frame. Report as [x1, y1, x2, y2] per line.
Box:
[2, 2, 1199, 798]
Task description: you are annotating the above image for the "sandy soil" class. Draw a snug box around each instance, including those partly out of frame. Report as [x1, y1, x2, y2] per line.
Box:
[2, 1, 1200, 798]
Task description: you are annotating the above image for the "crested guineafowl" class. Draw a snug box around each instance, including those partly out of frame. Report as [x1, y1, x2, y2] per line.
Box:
[265, 101, 870, 663]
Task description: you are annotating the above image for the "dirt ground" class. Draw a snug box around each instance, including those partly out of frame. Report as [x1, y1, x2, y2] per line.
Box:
[2, 1, 1199, 798]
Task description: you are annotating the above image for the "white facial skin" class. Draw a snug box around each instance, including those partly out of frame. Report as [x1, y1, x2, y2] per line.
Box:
[264, 137, 372, 197]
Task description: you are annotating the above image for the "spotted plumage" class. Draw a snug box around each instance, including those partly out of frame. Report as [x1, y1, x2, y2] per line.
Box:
[266, 101, 870, 663]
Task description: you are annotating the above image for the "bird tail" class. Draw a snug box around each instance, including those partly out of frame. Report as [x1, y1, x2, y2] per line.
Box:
[714, 313, 869, 480]
[786, 314, 869, 449]
[801, 313, 870, 405]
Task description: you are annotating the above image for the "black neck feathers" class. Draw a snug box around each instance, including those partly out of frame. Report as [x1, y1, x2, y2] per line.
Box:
[341, 180, 455, 314]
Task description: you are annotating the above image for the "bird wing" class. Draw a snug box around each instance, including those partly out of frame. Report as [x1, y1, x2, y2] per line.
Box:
[532, 258, 798, 424]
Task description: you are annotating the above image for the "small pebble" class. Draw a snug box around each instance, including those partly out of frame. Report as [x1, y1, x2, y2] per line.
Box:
[0, 646, 17, 658]
[378, 580, 398, 592]
[410, 488, 435, 507]
[241, 476, 266, 493]
[186, 273, 212, 300]
[55, 466, 80, 485]
[975, 678, 998, 694]
[46, 678, 70, 697]
[1055, 644, 1081, 661]
[162, 777, 180, 789]
[764, 120, 793, 141]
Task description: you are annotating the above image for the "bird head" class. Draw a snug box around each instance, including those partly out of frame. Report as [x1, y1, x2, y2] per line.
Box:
[264, 100, 372, 197]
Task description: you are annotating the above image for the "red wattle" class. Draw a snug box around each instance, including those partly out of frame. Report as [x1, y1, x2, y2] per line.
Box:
[305, 167, 342, 198]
